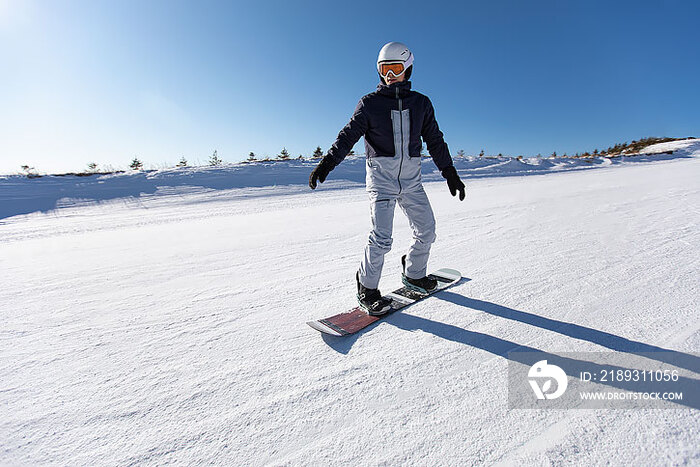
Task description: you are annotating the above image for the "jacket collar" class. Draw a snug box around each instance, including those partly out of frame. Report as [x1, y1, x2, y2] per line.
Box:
[376, 80, 412, 98]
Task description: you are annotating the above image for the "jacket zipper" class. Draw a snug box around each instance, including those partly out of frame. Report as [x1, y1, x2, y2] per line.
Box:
[396, 87, 403, 194]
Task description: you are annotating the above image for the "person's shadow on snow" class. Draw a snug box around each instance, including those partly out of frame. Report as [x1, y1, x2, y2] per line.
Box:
[435, 291, 700, 375]
[320, 282, 699, 409]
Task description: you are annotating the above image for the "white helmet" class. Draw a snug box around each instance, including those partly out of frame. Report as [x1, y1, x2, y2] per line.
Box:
[377, 41, 414, 80]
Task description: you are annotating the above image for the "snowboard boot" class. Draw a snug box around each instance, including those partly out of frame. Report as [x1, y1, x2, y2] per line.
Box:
[356, 272, 392, 316]
[401, 255, 437, 294]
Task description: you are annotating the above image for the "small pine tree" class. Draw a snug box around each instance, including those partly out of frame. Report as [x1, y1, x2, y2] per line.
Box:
[277, 148, 290, 160]
[248, 152, 257, 161]
[130, 157, 143, 170]
[312, 147, 324, 159]
[21, 165, 38, 178]
[176, 157, 187, 167]
[209, 150, 222, 166]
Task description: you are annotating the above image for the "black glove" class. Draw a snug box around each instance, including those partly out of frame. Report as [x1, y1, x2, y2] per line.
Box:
[309, 156, 335, 189]
[441, 165, 465, 201]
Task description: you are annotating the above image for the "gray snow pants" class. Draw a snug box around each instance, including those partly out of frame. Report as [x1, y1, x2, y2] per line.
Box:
[358, 187, 436, 290]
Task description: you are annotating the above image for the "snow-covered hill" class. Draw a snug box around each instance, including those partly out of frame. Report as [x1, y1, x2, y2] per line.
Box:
[2, 139, 698, 221]
[1, 139, 698, 465]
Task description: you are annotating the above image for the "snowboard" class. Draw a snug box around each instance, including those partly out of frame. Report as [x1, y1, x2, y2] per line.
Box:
[307, 268, 461, 336]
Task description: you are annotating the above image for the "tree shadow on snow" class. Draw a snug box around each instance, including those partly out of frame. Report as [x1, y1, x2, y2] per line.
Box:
[321, 288, 699, 409]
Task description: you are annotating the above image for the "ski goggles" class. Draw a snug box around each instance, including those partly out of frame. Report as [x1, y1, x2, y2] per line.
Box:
[378, 61, 407, 78]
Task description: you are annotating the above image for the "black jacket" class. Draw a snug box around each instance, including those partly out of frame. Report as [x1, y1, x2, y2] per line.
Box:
[326, 80, 453, 172]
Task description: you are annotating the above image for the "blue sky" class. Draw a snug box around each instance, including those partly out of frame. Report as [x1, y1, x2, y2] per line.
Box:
[1, 0, 698, 173]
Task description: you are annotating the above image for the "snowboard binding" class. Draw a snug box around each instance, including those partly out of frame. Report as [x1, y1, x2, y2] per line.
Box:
[401, 255, 438, 294]
[356, 272, 392, 316]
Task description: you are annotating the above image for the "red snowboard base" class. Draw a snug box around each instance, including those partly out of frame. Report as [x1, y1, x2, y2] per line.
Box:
[308, 308, 382, 336]
[307, 268, 462, 336]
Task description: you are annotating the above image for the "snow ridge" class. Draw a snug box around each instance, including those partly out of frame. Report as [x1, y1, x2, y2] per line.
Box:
[1, 139, 698, 221]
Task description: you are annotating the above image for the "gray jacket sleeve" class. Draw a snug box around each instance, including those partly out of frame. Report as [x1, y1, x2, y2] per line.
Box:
[326, 99, 369, 168]
[421, 96, 453, 171]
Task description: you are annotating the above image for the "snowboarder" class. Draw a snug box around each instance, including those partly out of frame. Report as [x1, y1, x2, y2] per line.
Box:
[309, 41, 465, 316]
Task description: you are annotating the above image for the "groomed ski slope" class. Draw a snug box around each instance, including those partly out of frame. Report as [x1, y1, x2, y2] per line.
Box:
[1, 142, 699, 465]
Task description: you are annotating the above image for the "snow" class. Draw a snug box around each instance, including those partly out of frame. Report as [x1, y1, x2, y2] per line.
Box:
[1, 140, 699, 465]
[3, 139, 698, 221]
